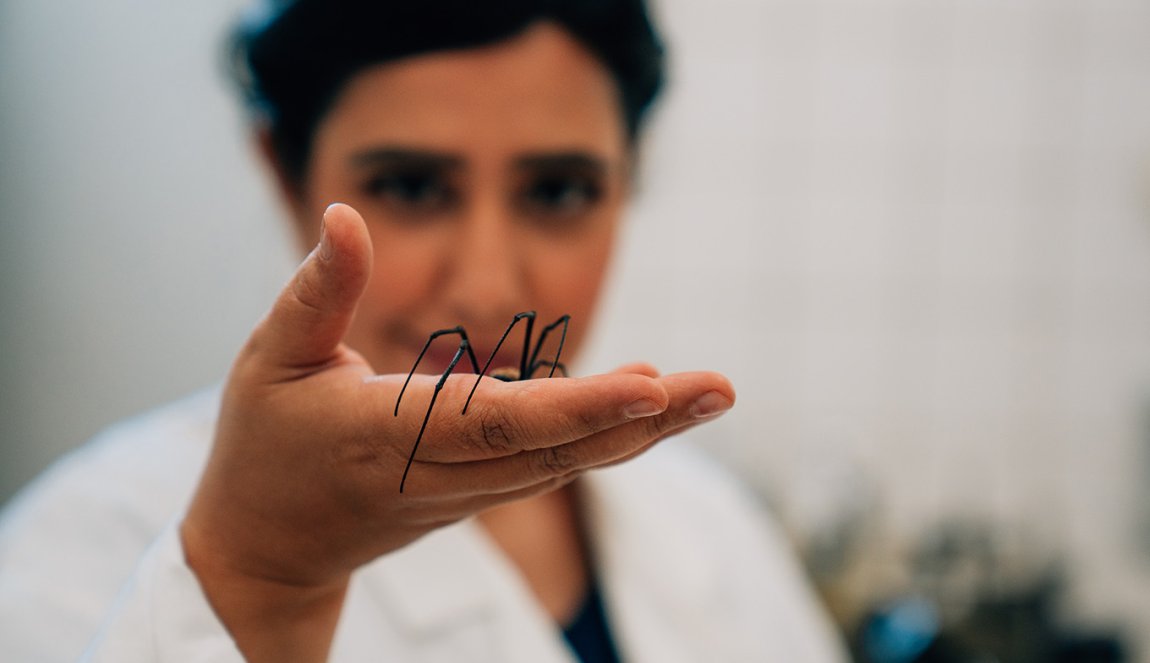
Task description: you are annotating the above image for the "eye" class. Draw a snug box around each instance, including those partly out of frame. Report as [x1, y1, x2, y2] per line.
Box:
[362, 170, 457, 213]
[520, 174, 603, 217]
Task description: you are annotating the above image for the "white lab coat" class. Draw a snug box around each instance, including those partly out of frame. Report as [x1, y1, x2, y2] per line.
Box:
[0, 389, 846, 662]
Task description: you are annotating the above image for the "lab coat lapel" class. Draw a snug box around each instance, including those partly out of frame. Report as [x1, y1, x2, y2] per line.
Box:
[582, 457, 726, 663]
[354, 518, 579, 663]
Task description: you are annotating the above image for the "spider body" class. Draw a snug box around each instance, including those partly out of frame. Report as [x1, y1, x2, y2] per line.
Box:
[487, 366, 525, 382]
[394, 311, 570, 492]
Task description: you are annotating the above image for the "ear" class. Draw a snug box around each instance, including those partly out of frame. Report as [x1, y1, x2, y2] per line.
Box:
[253, 126, 309, 225]
[620, 143, 642, 200]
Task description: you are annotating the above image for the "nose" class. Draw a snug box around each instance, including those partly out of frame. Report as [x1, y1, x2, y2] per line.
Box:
[443, 197, 527, 327]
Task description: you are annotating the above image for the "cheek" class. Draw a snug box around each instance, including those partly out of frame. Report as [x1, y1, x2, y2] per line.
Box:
[561, 250, 611, 314]
[531, 228, 617, 332]
[360, 229, 444, 314]
[340, 228, 447, 374]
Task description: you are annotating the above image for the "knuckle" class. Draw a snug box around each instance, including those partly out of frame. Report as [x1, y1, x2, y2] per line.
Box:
[480, 418, 514, 454]
[637, 411, 674, 441]
[466, 407, 520, 456]
[533, 444, 579, 477]
[569, 408, 601, 439]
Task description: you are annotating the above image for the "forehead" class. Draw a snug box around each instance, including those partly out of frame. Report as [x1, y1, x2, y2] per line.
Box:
[314, 23, 626, 157]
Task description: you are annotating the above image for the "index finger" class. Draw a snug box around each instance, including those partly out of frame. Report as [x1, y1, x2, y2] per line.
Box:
[399, 370, 734, 497]
[380, 371, 670, 465]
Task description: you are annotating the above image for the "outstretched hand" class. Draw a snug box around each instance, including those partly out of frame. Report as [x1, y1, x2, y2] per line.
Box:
[179, 204, 735, 662]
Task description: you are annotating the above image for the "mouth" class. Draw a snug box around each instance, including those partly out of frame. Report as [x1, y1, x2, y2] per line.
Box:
[397, 329, 524, 378]
[382, 313, 574, 379]
[419, 345, 515, 376]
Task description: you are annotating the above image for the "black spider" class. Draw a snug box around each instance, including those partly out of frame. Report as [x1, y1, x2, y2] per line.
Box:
[394, 311, 571, 493]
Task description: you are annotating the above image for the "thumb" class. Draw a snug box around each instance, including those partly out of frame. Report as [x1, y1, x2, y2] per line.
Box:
[246, 203, 373, 372]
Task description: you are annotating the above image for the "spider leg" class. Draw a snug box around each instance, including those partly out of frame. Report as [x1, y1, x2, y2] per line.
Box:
[462, 311, 537, 415]
[395, 327, 480, 494]
[526, 359, 569, 379]
[395, 326, 479, 416]
[515, 311, 537, 381]
[526, 315, 570, 379]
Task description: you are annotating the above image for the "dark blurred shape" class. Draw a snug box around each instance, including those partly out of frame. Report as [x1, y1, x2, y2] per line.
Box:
[860, 596, 939, 663]
[847, 521, 1128, 663]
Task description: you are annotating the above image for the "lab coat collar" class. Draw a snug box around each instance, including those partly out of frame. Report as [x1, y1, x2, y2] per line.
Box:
[360, 520, 495, 634]
[583, 457, 720, 606]
[582, 452, 726, 663]
[356, 516, 575, 662]
[353, 448, 725, 663]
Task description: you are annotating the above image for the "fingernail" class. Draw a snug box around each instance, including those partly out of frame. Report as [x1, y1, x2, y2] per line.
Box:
[624, 399, 664, 419]
[689, 391, 732, 418]
[319, 207, 335, 261]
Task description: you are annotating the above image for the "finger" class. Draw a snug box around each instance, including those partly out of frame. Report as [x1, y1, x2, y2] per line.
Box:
[612, 370, 734, 446]
[555, 370, 734, 455]
[399, 413, 697, 503]
[403, 371, 733, 495]
[245, 203, 373, 373]
[590, 416, 712, 469]
[609, 361, 661, 378]
[560, 371, 735, 472]
[383, 371, 671, 464]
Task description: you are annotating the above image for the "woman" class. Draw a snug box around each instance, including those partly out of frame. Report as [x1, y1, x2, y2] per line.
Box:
[0, 1, 844, 661]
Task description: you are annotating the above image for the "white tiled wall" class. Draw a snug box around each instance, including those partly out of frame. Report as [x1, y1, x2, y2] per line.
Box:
[2, 0, 1149, 654]
[583, 0, 1150, 648]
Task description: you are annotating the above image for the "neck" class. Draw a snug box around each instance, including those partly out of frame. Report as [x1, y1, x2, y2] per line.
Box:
[478, 484, 590, 624]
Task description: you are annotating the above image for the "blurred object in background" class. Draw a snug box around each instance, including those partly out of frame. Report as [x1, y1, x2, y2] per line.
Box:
[809, 516, 1129, 662]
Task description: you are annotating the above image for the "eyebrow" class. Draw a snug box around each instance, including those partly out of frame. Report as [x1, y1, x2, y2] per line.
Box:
[350, 148, 463, 170]
[514, 152, 610, 175]
[349, 147, 611, 175]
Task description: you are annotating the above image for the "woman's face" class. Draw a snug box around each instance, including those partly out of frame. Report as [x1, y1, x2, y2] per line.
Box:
[284, 23, 630, 376]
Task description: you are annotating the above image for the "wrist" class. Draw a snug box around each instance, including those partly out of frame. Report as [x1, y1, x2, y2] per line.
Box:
[180, 516, 350, 663]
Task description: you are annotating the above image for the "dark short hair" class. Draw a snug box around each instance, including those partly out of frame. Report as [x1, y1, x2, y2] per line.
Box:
[230, 0, 666, 185]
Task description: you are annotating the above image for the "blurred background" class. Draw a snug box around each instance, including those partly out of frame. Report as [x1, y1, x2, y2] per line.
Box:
[2, 0, 1148, 660]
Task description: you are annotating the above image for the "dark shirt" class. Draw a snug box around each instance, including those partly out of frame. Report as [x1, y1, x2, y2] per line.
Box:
[562, 583, 622, 663]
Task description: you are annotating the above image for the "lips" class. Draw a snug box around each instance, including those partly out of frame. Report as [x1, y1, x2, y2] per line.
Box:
[404, 334, 524, 377]
[383, 316, 559, 378]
